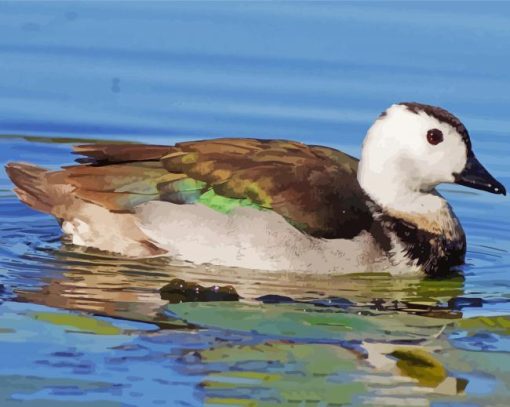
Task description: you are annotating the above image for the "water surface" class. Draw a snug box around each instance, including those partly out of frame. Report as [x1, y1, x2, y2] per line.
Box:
[1, 2, 510, 406]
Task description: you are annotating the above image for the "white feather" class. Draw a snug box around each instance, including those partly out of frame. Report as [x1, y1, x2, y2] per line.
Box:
[358, 104, 468, 215]
[133, 202, 394, 274]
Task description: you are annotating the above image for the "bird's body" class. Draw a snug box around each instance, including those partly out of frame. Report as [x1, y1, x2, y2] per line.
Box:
[6, 103, 505, 276]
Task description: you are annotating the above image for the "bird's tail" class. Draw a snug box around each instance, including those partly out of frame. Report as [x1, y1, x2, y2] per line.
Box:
[5, 162, 57, 214]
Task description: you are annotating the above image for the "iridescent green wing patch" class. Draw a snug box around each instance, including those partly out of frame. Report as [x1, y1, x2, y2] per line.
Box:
[196, 188, 264, 214]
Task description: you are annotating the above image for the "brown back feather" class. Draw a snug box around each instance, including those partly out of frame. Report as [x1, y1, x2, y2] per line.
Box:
[59, 138, 373, 238]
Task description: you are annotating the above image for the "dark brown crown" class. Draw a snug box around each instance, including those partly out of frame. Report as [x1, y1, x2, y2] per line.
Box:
[399, 102, 472, 151]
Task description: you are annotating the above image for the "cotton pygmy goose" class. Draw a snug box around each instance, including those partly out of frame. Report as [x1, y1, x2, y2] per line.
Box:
[6, 102, 506, 275]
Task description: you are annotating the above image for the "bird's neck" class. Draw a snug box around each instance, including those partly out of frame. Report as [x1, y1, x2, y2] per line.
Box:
[357, 162, 454, 235]
[358, 160, 440, 207]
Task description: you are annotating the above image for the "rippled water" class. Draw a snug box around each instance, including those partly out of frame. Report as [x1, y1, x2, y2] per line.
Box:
[1, 2, 510, 406]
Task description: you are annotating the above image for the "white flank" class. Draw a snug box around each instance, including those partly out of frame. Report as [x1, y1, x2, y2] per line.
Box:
[133, 201, 393, 274]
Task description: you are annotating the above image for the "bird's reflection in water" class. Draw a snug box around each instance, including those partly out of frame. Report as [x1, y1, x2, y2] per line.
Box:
[12, 243, 474, 401]
[15, 243, 467, 324]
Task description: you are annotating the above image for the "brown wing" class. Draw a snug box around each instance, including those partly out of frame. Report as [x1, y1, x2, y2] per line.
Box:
[64, 138, 373, 239]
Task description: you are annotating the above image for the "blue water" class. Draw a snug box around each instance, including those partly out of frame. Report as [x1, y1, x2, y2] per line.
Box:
[1, 2, 510, 406]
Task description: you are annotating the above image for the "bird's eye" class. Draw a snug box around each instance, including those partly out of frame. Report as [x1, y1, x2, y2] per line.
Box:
[427, 129, 443, 145]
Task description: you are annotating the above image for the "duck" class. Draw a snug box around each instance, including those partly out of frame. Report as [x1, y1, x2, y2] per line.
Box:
[5, 102, 506, 276]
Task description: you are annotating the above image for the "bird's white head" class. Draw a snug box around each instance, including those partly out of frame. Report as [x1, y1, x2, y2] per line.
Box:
[357, 102, 505, 214]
